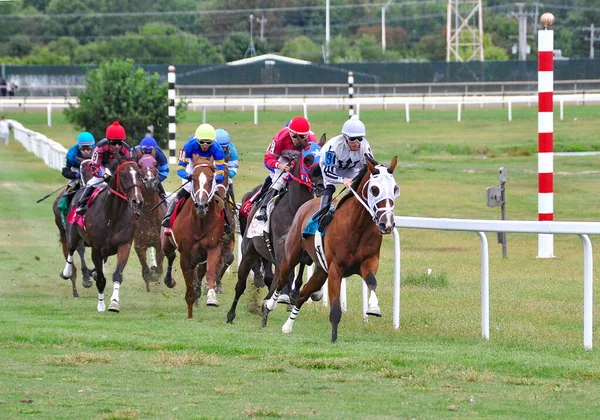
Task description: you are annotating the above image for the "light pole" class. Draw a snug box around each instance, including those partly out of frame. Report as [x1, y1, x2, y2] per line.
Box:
[382, 0, 393, 53]
[325, 0, 330, 63]
[244, 14, 257, 58]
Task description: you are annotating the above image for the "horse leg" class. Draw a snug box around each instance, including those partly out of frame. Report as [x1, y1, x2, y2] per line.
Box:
[195, 263, 205, 307]
[216, 241, 235, 294]
[161, 236, 177, 289]
[108, 242, 133, 313]
[361, 257, 382, 317]
[59, 232, 80, 298]
[289, 263, 305, 306]
[77, 243, 93, 289]
[205, 246, 221, 307]
[153, 245, 165, 281]
[251, 259, 265, 288]
[134, 241, 151, 292]
[91, 249, 106, 312]
[263, 260, 274, 288]
[281, 267, 329, 335]
[226, 249, 258, 324]
[180, 255, 196, 319]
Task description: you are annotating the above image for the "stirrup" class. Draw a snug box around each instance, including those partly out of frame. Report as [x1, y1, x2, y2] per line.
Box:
[76, 206, 87, 215]
[161, 217, 170, 228]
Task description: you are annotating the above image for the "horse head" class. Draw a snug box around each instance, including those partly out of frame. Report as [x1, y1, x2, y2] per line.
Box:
[190, 155, 217, 217]
[365, 156, 399, 235]
[291, 134, 326, 197]
[107, 156, 144, 212]
[137, 154, 159, 191]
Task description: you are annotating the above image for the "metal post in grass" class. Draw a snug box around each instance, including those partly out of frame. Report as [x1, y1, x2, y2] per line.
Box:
[168, 65, 177, 164]
[348, 71, 354, 118]
[538, 13, 555, 258]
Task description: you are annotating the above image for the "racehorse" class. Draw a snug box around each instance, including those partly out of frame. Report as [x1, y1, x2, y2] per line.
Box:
[134, 153, 166, 291]
[161, 155, 226, 319]
[238, 184, 274, 289]
[61, 156, 144, 312]
[264, 156, 399, 342]
[54, 184, 93, 298]
[226, 136, 326, 324]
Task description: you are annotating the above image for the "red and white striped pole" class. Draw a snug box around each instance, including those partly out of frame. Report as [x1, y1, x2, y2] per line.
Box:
[538, 13, 555, 258]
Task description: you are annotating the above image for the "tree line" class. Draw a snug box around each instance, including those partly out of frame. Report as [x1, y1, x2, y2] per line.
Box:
[0, 0, 598, 64]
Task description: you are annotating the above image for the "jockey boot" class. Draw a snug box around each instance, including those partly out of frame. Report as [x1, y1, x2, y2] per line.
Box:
[318, 188, 334, 231]
[161, 198, 179, 228]
[252, 176, 272, 205]
[75, 185, 94, 215]
[255, 188, 278, 222]
[157, 182, 167, 201]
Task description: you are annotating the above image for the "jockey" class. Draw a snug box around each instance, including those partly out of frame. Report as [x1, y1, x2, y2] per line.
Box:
[255, 116, 316, 222]
[216, 128, 238, 200]
[62, 131, 95, 188]
[317, 115, 374, 229]
[75, 121, 132, 215]
[161, 123, 232, 234]
[131, 135, 169, 200]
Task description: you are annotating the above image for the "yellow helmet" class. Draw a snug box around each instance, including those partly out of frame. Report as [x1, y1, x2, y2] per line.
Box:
[194, 123, 216, 141]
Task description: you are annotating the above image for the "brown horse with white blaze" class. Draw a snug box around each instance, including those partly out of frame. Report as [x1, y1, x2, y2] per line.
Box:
[264, 156, 399, 342]
[62, 156, 143, 312]
[161, 155, 226, 319]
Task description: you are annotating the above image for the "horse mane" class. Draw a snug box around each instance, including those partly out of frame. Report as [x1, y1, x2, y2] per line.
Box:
[107, 155, 136, 173]
[335, 155, 379, 210]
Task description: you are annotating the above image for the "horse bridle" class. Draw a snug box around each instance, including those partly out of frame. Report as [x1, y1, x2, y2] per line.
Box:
[349, 165, 399, 225]
[190, 163, 225, 205]
[110, 161, 142, 203]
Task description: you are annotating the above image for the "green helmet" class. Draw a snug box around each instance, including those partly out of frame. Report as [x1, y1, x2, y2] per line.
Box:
[194, 123, 216, 141]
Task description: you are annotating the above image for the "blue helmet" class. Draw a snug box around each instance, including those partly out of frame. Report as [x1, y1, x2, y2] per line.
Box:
[140, 136, 158, 153]
[215, 129, 230, 148]
[76, 132, 95, 148]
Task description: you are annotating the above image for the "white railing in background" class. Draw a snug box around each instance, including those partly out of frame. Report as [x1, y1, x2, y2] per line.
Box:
[9, 120, 66, 170]
[3, 92, 600, 127]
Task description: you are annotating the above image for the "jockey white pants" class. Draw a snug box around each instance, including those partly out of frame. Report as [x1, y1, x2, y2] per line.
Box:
[269, 156, 292, 192]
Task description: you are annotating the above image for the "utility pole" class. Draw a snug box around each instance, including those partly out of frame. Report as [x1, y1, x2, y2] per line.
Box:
[583, 24, 600, 59]
[532, 2, 543, 34]
[244, 14, 257, 58]
[508, 3, 534, 61]
[382, 0, 393, 54]
[257, 14, 267, 41]
[325, 0, 330, 64]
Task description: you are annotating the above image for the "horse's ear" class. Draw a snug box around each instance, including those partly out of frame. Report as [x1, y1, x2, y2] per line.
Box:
[319, 133, 326, 147]
[388, 156, 398, 173]
[367, 158, 376, 174]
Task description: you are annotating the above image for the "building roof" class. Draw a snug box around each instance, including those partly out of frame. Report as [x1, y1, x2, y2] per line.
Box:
[227, 54, 311, 66]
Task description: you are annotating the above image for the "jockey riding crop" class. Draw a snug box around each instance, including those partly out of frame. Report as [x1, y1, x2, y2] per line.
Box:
[36, 183, 70, 203]
[150, 180, 190, 212]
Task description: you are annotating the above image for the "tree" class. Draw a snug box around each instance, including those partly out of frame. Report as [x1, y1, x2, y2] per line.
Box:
[354, 34, 383, 62]
[64, 59, 187, 148]
[280, 36, 322, 62]
[6, 35, 33, 58]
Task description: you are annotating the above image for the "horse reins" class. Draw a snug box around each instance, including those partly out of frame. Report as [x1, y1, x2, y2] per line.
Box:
[110, 161, 141, 201]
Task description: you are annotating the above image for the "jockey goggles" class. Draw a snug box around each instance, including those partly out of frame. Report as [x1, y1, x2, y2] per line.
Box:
[344, 134, 364, 143]
[197, 139, 213, 146]
[79, 145, 93, 151]
[290, 132, 309, 141]
[109, 140, 123, 146]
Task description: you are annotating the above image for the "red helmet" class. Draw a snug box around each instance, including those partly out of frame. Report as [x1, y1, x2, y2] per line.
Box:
[288, 116, 310, 136]
[105, 121, 126, 141]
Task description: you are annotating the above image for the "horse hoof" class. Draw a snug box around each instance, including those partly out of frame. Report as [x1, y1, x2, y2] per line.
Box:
[366, 306, 382, 317]
[226, 312, 235, 324]
[59, 271, 70, 280]
[253, 275, 265, 288]
[276, 294, 290, 304]
[92, 271, 98, 281]
[206, 289, 219, 307]
[215, 283, 224, 294]
[108, 300, 120, 313]
[97, 301, 106, 312]
[82, 279, 93, 288]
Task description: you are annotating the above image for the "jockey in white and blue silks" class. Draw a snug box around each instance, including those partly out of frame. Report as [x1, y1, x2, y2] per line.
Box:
[161, 123, 231, 233]
[318, 115, 374, 229]
[131, 136, 170, 200]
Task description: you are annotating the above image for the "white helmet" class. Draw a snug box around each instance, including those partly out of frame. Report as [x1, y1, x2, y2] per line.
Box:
[342, 115, 366, 138]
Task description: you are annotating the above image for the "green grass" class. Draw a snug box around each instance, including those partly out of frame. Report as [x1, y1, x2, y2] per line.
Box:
[2, 106, 600, 418]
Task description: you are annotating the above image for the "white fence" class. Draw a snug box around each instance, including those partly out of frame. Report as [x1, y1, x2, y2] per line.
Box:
[3, 92, 600, 127]
[9, 119, 66, 170]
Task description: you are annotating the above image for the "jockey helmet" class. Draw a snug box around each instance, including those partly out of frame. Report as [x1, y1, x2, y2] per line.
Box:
[215, 129, 230, 148]
[140, 136, 158, 153]
[106, 121, 126, 141]
[288, 116, 310, 138]
[194, 123, 216, 144]
[76, 131, 95, 148]
[342, 115, 366, 138]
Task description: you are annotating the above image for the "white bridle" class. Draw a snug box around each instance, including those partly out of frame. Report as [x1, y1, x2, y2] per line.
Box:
[190, 163, 217, 205]
[349, 164, 400, 225]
